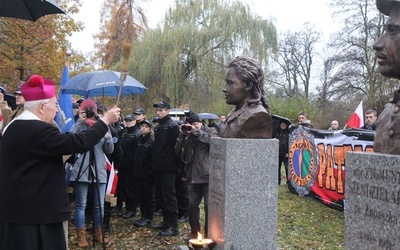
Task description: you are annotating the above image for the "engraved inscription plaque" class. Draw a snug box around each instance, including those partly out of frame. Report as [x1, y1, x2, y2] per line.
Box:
[345, 152, 400, 250]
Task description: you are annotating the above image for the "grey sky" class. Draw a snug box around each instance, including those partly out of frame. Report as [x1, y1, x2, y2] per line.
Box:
[70, 0, 337, 53]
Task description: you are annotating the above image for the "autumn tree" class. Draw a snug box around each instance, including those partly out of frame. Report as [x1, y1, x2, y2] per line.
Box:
[0, 0, 83, 92]
[268, 23, 320, 100]
[94, 0, 148, 69]
[324, 0, 397, 112]
[127, 0, 277, 114]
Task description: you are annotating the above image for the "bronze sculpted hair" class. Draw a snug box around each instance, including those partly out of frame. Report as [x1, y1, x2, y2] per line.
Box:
[227, 55, 270, 112]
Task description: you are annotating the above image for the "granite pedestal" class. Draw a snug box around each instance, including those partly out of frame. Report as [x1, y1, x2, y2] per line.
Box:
[345, 152, 400, 250]
[208, 138, 278, 249]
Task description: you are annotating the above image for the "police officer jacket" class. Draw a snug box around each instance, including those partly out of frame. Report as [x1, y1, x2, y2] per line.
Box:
[132, 133, 154, 179]
[152, 115, 179, 173]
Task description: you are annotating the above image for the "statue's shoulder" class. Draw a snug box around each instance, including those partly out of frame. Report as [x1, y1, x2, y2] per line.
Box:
[378, 102, 397, 123]
[242, 103, 270, 119]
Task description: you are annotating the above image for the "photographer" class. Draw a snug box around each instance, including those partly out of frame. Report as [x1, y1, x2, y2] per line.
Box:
[69, 99, 113, 247]
[175, 114, 219, 241]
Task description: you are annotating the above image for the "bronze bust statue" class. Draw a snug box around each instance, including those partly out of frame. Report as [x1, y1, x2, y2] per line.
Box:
[220, 55, 272, 139]
[373, 0, 400, 154]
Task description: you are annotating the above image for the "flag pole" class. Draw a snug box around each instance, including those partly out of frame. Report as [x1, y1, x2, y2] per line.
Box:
[66, 41, 71, 70]
[56, 41, 74, 132]
[116, 43, 132, 106]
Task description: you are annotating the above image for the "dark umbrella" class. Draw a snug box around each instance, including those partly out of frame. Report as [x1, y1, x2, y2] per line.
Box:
[198, 113, 219, 120]
[60, 70, 147, 98]
[0, 0, 66, 22]
[4, 94, 16, 110]
[272, 114, 292, 126]
[272, 114, 292, 135]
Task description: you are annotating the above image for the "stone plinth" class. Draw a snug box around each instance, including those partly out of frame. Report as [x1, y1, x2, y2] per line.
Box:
[345, 152, 400, 250]
[208, 138, 278, 250]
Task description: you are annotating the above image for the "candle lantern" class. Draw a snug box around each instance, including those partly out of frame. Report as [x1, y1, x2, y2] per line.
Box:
[188, 232, 214, 250]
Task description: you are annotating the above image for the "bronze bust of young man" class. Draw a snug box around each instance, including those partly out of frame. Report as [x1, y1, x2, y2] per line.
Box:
[220, 55, 272, 139]
[373, 0, 400, 154]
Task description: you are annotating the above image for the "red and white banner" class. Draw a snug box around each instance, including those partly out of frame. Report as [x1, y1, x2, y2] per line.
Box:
[345, 101, 364, 128]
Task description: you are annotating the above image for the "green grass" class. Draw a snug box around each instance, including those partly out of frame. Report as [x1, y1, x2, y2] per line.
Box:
[277, 185, 344, 250]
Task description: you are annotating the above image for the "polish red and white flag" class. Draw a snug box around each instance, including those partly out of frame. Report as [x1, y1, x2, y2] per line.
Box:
[105, 155, 118, 195]
[345, 101, 364, 128]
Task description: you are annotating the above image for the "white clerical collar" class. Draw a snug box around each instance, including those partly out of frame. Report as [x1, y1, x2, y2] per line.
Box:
[3, 110, 41, 134]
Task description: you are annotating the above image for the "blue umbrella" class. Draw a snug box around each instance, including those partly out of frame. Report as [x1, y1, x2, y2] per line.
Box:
[198, 113, 219, 120]
[60, 70, 147, 98]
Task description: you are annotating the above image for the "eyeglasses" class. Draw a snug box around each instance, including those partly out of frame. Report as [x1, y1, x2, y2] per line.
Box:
[43, 101, 59, 107]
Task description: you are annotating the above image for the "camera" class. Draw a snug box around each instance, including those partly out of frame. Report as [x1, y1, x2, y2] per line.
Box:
[83, 107, 96, 119]
[181, 124, 192, 133]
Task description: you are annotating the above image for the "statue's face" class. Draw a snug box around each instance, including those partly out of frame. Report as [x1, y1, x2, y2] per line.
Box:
[373, 7, 400, 79]
[223, 67, 249, 108]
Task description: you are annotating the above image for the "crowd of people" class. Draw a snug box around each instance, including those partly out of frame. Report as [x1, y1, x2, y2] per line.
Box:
[2, 2, 400, 243]
[65, 98, 223, 246]
[0, 83, 223, 249]
[0, 54, 274, 249]
[0, 66, 383, 250]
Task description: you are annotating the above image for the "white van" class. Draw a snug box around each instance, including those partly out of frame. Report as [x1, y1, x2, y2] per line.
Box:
[169, 108, 186, 122]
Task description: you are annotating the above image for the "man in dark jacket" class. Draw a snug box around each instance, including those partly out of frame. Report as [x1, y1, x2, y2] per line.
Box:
[150, 101, 180, 236]
[289, 111, 313, 131]
[361, 109, 377, 130]
[272, 121, 290, 185]
[0, 75, 120, 250]
[175, 114, 219, 240]
[296, 111, 313, 128]
[118, 114, 140, 218]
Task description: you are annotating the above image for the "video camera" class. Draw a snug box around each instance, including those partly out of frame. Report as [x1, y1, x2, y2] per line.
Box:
[181, 124, 192, 133]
